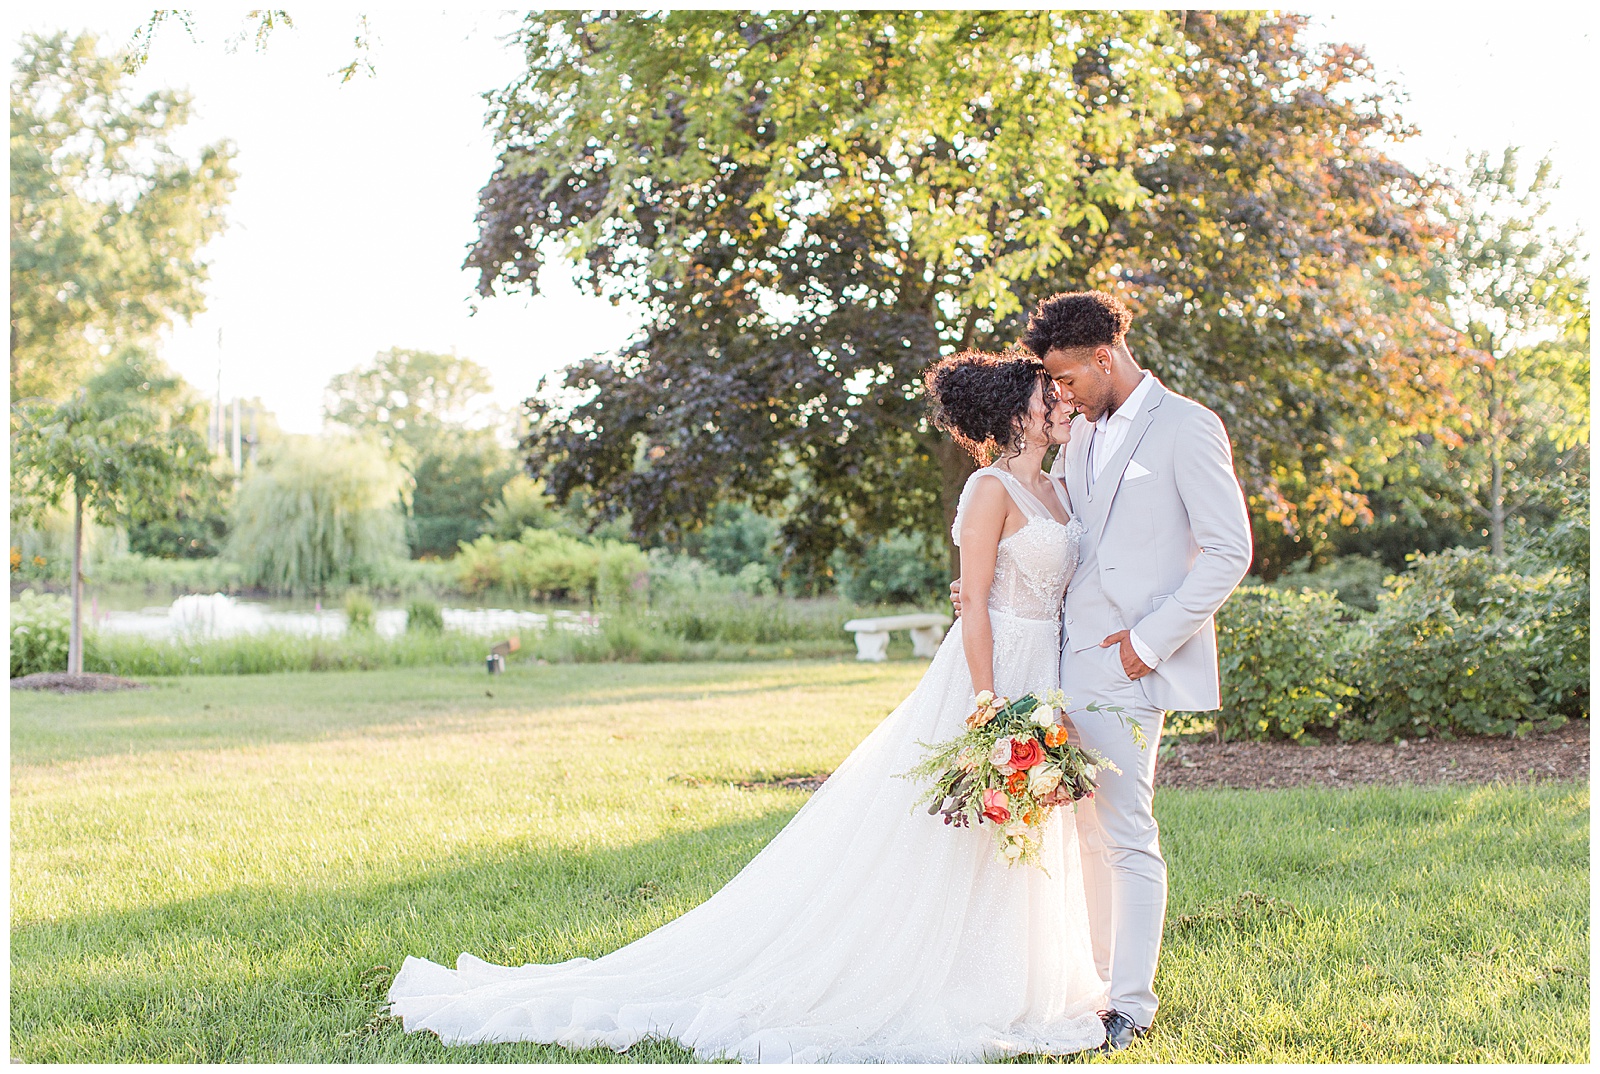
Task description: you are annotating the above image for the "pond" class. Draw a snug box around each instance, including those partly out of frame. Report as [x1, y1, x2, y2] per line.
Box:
[83, 593, 598, 641]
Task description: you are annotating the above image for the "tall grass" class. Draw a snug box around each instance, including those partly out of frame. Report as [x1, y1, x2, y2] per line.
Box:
[76, 594, 908, 676]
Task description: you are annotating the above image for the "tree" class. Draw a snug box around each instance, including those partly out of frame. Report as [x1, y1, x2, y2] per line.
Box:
[10, 32, 236, 401]
[324, 348, 510, 557]
[1427, 149, 1589, 558]
[11, 351, 212, 673]
[325, 348, 499, 458]
[407, 430, 515, 558]
[226, 436, 409, 593]
[472, 11, 1447, 579]
[474, 10, 1183, 577]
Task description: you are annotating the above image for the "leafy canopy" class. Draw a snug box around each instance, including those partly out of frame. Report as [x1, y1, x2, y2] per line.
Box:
[474, 11, 1444, 577]
[9, 32, 236, 401]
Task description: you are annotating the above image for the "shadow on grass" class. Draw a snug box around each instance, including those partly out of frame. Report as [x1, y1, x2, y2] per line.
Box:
[11, 812, 806, 1063]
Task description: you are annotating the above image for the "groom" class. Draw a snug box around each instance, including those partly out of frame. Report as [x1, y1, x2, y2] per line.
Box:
[952, 290, 1252, 1051]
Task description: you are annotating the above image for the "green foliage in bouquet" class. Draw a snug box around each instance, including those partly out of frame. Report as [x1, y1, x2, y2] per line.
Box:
[1213, 586, 1359, 742]
[9, 591, 70, 678]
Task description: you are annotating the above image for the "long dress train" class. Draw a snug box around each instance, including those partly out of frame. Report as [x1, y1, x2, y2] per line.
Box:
[387, 467, 1106, 1062]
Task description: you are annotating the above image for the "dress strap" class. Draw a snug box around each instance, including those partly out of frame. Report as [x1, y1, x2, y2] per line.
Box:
[951, 466, 1059, 545]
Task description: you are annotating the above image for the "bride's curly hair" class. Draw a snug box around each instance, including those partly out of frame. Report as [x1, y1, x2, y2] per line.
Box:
[923, 349, 1054, 463]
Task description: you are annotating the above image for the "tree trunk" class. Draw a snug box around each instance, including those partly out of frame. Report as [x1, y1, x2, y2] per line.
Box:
[1489, 449, 1506, 559]
[934, 437, 976, 579]
[69, 484, 84, 675]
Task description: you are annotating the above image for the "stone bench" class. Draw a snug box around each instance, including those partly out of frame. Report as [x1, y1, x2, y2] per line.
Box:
[842, 613, 951, 662]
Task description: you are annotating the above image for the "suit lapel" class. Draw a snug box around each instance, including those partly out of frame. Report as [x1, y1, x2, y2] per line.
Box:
[1084, 380, 1168, 546]
[1061, 415, 1092, 521]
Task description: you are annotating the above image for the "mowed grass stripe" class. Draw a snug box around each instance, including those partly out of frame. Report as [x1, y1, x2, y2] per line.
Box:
[10, 662, 1590, 1063]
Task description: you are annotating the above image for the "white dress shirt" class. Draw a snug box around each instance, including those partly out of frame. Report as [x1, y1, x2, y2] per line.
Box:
[1087, 372, 1162, 670]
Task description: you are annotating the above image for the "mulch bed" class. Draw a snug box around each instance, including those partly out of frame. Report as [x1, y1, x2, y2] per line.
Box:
[1155, 718, 1590, 790]
[737, 721, 1589, 794]
[10, 672, 147, 694]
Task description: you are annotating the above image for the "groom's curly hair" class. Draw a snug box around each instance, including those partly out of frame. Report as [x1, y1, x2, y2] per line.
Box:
[1022, 290, 1133, 357]
[923, 349, 1052, 462]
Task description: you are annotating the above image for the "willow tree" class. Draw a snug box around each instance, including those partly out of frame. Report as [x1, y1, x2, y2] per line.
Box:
[226, 437, 409, 593]
[473, 11, 1443, 577]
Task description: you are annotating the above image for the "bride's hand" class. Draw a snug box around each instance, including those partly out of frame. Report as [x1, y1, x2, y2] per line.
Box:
[949, 578, 963, 618]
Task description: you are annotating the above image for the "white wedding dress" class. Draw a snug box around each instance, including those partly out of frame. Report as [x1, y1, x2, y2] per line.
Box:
[387, 467, 1107, 1062]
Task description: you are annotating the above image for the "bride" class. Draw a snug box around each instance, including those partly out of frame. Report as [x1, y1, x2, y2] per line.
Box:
[387, 349, 1110, 1061]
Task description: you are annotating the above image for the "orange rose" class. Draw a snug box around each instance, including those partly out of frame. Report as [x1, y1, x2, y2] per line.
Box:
[1009, 736, 1044, 770]
[1043, 724, 1069, 748]
[1005, 770, 1029, 795]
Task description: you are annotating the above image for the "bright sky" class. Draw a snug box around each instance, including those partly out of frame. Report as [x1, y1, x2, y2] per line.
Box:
[14, 6, 1594, 435]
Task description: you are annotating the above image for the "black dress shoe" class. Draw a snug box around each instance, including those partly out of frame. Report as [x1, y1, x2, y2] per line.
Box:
[1095, 1009, 1149, 1053]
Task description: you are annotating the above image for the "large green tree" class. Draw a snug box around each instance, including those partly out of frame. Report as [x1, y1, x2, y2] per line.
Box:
[1426, 149, 1588, 558]
[472, 11, 1446, 578]
[9, 32, 236, 402]
[11, 350, 212, 673]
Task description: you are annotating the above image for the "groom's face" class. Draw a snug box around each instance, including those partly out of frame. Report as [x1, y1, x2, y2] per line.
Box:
[1042, 345, 1116, 422]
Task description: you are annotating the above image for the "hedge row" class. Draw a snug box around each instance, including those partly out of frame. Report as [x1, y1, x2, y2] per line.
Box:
[1213, 545, 1588, 742]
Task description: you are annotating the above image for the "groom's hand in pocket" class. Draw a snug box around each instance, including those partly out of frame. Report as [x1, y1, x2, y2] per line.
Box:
[1100, 630, 1152, 680]
[949, 578, 963, 618]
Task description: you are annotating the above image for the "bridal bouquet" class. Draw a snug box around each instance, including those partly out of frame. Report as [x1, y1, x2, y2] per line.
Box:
[904, 689, 1145, 871]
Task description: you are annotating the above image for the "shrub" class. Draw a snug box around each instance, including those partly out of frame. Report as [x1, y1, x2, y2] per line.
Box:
[343, 591, 375, 633]
[455, 529, 652, 604]
[1346, 548, 1566, 740]
[405, 598, 444, 634]
[833, 532, 948, 606]
[595, 540, 650, 607]
[1211, 586, 1359, 742]
[10, 591, 70, 677]
[1271, 553, 1390, 613]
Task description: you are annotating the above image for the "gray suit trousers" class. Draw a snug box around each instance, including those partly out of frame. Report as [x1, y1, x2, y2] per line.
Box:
[1062, 644, 1167, 1028]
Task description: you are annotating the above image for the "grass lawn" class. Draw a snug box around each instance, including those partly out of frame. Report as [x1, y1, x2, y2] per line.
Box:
[10, 661, 1589, 1063]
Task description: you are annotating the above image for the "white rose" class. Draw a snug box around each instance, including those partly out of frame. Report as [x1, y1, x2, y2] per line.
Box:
[1028, 765, 1063, 797]
[988, 740, 1013, 767]
[1031, 706, 1057, 728]
[974, 689, 995, 707]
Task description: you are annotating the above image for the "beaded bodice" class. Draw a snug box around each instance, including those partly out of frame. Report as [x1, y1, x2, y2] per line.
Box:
[952, 467, 1082, 623]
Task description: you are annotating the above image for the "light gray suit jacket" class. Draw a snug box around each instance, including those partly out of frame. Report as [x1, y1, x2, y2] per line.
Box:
[1052, 377, 1252, 712]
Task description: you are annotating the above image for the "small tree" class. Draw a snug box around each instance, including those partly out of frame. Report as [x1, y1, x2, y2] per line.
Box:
[11, 351, 211, 673]
[1430, 149, 1589, 558]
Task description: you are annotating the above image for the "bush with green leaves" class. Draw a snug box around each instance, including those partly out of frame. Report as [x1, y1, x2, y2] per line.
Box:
[455, 529, 650, 605]
[1346, 547, 1575, 740]
[343, 591, 375, 633]
[832, 532, 948, 606]
[9, 591, 70, 678]
[1271, 553, 1391, 613]
[405, 598, 444, 634]
[1210, 586, 1359, 742]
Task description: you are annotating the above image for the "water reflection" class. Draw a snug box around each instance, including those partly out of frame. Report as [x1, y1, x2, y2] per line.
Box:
[91, 593, 597, 640]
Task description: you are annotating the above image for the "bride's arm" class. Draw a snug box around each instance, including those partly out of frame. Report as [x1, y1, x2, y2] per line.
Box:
[956, 476, 1009, 697]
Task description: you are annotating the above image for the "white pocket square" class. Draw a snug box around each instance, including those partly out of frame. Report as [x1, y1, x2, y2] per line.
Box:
[1124, 460, 1153, 481]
